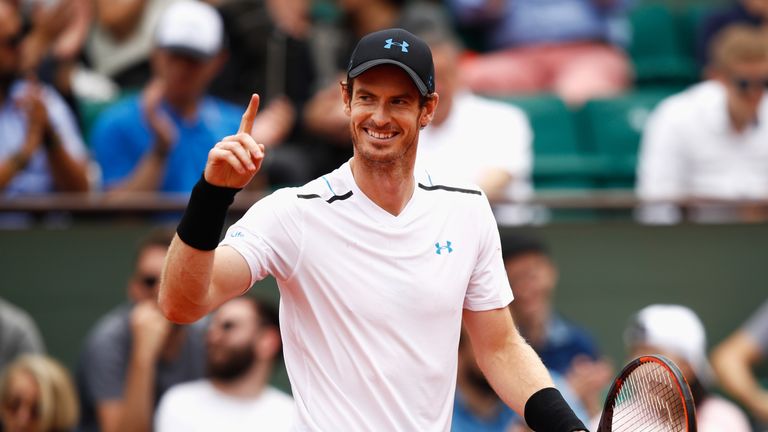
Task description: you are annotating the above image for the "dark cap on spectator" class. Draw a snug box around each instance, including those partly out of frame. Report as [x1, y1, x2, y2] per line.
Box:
[347, 28, 435, 96]
[155, 0, 223, 59]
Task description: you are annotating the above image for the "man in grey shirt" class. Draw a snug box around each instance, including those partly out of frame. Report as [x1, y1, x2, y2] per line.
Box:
[75, 230, 206, 432]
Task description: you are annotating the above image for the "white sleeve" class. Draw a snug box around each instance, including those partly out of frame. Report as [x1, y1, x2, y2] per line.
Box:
[636, 99, 687, 201]
[464, 195, 514, 310]
[220, 188, 304, 286]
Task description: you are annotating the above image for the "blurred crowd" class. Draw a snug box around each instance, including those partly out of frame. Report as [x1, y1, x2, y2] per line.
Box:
[1, 0, 768, 431]
[0, 0, 765, 226]
[3, 230, 768, 431]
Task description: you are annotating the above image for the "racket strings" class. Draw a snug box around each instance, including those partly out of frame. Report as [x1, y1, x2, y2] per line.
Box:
[610, 362, 686, 431]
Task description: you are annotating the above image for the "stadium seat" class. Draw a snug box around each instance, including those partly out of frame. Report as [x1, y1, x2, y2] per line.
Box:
[575, 88, 675, 188]
[495, 94, 601, 190]
[628, 3, 699, 87]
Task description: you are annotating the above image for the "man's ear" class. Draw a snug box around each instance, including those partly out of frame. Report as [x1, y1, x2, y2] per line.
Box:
[340, 81, 351, 117]
[419, 92, 440, 128]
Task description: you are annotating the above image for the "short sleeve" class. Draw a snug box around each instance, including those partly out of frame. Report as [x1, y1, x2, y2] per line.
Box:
[743, 299, 768, 354]
[463, 195, 514, 310]
[220, 188, 304, 286]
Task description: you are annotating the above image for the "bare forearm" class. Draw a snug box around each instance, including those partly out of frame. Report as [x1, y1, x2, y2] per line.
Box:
[108, 149, 167, 194]
[480, 334, 554, 416]
[115, 351, 156, 432]
[46, 136, 89, 192]
[159, 235, 217, 323]
[477, 169, 512, 202]
[712, 334, 767, 411]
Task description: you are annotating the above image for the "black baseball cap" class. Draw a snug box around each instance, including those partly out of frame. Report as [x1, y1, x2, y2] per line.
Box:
[347, 28, 435, 96]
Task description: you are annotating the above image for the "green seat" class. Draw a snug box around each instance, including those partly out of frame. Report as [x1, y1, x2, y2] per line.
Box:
[576, 89, 675, 188]
[495, 94, 601, 190]
[628, 3, 699, 87]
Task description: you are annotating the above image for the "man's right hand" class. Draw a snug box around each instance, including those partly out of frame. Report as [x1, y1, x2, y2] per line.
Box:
[204, 94, 265, 188]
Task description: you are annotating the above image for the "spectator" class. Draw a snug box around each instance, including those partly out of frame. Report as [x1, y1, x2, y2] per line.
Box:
[405, 12, 534, 225]
[0, 1, 89, 197]
[636, 24, 768, 224]
[712, 299, 768, 429]
[624, 304, 751, 431]
[18, 0, 93, 121]
[0, 354, 79, 432]
[85, 0, 177, 89]
[90, 0, 242, 195]
[205, 0, 317, 187]
[75, 229, 206, 432]
[155, 296, 294, 432]
[453, 328, 587, 431]
[0, 298, 45, 372]
[698, 0, 768, 68]
[448, 0, 635, 106]
[502, 233, 613, 418]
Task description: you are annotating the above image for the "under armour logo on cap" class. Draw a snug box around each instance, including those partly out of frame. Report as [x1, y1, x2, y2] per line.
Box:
[346, 28, 435, 96]
[384, 38, 409, 52]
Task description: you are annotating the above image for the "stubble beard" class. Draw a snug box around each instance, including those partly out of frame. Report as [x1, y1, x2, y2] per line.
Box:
[350, 124, 418, 178]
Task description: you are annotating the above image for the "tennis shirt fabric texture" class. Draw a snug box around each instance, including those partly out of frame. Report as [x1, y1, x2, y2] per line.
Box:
[220, 161, 513, 432]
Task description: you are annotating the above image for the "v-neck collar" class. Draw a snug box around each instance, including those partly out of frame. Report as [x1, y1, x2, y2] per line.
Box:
[340, 160, 424, 228]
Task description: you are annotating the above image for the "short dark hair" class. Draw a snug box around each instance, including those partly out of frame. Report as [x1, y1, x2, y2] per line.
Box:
[500, 233, 550, 261]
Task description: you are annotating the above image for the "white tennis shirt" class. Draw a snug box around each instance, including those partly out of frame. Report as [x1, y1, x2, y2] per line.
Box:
[220, 161, 513, 431]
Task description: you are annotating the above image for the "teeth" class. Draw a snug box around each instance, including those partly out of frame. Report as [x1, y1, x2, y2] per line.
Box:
[368, 130, 395, 139]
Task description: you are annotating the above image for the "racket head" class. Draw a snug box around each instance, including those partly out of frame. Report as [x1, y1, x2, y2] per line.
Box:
[597, 354, 696, 432]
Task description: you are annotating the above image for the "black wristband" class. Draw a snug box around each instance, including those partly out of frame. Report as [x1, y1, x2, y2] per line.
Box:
[176, 175, 241, 251]
[524, 387, 587, 432]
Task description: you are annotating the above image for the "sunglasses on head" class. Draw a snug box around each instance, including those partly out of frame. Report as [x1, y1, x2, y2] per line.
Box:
[731, 76, 768, 93]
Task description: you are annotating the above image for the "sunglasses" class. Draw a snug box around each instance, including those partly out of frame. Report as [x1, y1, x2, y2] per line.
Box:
[139, 275, 159, 288]
[731, 76, 768, 93]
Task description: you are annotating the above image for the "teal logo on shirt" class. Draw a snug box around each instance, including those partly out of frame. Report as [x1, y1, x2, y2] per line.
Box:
[435, 241, 453, 255]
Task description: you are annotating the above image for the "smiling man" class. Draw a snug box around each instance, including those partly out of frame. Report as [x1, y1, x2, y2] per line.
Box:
[159, 28, 586, 431]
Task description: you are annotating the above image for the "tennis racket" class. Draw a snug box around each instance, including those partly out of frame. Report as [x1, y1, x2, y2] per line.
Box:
[597, 354, 696, 432]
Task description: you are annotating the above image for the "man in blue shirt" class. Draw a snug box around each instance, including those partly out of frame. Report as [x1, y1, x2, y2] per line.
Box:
[92, 1, 243, 194]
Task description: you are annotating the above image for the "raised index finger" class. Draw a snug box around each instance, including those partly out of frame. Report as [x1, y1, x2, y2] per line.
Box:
[238, 93, 260, 135]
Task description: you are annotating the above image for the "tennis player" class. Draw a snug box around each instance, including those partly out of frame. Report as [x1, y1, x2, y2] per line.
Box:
[159, 28, 586, 432]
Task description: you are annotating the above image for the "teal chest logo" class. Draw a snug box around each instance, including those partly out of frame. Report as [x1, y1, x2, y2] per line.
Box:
[435, 241, 453, 255]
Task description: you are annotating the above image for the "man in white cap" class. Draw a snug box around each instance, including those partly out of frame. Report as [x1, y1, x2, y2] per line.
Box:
[623, 304, 751, 431]
[91, 0, 242, 195]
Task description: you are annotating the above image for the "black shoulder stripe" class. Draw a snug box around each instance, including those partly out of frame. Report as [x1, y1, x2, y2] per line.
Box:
[297, 191, 354, 204]
[297, 194, 321, 200]
[327, 191, 353, 203]
[418, 183, 482, 195]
